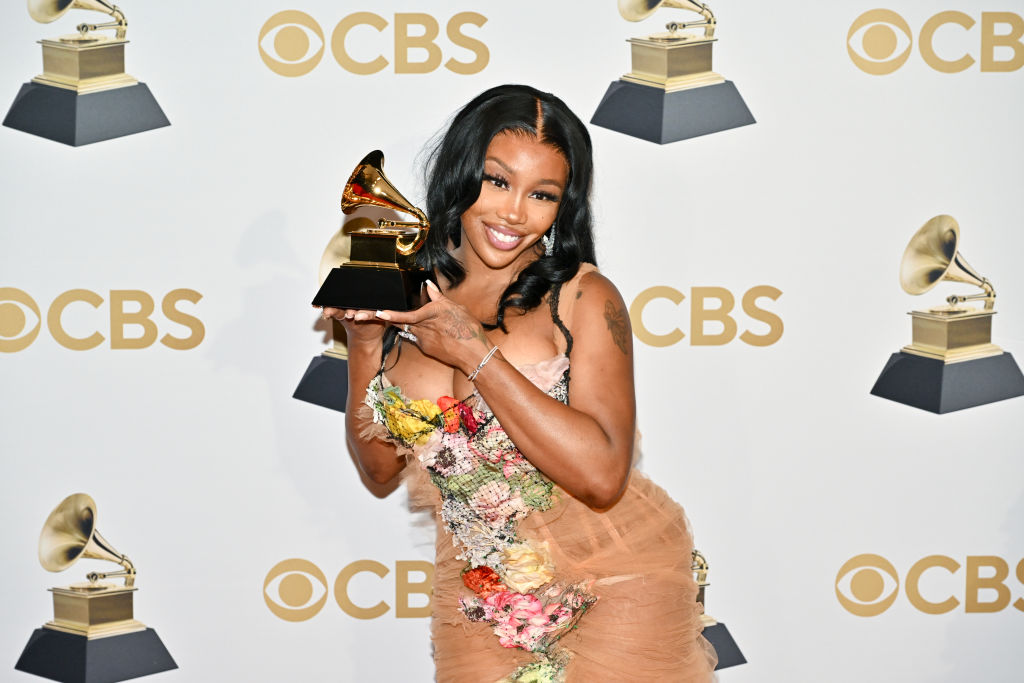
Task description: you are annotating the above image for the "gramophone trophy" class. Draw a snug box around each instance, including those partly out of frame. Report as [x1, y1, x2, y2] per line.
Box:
[591, 0, 754, 144]
[3, 0, 169, 146]
[294, 228, 353, 412]
[871, 215, 1024, 413]
[311, 150, 433, 311]
[15, 493, 176, 682]
[692, 549, 746, 670]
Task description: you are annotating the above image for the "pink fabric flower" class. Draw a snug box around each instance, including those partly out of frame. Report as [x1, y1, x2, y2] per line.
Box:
[469, 480, 527, 527]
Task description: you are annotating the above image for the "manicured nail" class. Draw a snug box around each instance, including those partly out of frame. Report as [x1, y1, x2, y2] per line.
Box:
[427, 280, 439, 291]
[376, 310, 391, 320]
[344, 312, 354, 320]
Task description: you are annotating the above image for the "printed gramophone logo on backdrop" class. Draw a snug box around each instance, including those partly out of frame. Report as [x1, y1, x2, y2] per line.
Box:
[258, 10, 489, 77]
[590, 0, 755, 144]
[847, 9, 1024, 74]
[3, 0, 169, 146]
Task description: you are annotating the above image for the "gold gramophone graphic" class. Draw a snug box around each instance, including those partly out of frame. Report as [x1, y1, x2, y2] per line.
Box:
[293, 228, 354, 412]
[871, 215, 1024, 413]
[15, 493, 176, 682]
[3, 0, 170, 146]
[591, 0, 754, 144]
[692, 549, 746, 670]
[311, 150, 433, 312]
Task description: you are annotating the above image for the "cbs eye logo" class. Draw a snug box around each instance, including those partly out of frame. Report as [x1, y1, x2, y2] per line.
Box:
[847, 10, 913, 75]
[847, 9, 1024, 74]
[0, 287, 203, 353]
[258, 10, 489, 77]
[836, 553, 1024, 616]
[835, 554, 900, 616]
[264, 558, 433, 621]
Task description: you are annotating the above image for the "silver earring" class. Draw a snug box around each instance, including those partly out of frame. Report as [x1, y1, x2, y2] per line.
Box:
[542, 223, 556, 256]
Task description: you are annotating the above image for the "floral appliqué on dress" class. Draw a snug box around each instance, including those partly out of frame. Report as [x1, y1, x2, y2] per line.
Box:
[366, 371, 597, 683]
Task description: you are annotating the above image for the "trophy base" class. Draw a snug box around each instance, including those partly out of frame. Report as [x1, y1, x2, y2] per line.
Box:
[293, 353, 349, 413]
[312, 264, 430, 311]
[871, 351, 1024, 414]
[703, 622, 746, 670]
[3, 81, 169, 147]
[590, 79, 754, 144]
[15, 627, 176, 683]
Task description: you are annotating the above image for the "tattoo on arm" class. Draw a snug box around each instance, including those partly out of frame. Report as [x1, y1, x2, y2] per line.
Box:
[441, 310, 487, 344]
[604, 300, 629, 355]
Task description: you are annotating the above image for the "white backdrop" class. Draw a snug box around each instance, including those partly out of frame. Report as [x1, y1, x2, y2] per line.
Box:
[2, 1, 1023, 681]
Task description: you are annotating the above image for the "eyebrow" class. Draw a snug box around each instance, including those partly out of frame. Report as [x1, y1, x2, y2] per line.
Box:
[485, 156, 565, 190]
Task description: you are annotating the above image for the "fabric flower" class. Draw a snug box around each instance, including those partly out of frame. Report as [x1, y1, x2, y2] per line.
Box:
[427, 432, 476, 476]
[469, 480, 527, 527]
[501, 541, 555, 593]
[382, 395, 440, 445]
[470, 424, 517, 463]
[462, 566, 505, 597]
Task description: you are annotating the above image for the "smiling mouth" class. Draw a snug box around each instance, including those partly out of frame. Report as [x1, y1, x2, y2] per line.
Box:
[486, 225, 523, 249]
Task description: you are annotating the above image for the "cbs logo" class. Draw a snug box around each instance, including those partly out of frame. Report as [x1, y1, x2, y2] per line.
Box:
[848, 9, 1024, 74]
[263, 558, 433, 622]
[258, 10, 488, 77]
[0, 288, 203, 353]
[628, 285, 783, 347]
[836, 553, 1024, 616]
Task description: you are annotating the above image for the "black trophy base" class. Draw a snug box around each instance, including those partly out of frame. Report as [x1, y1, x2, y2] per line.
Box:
[871, 351, 1024, 414]
[312, 265, 430, 312]
[3, 82, 170, 147]
[591, 79, 755, 144]
[15, 627, 176, 683]
[293, 354, 349, 413]
[704, 622, 746, 670]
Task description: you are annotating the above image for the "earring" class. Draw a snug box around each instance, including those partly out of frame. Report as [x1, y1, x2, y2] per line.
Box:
[542, 222, 556, 256]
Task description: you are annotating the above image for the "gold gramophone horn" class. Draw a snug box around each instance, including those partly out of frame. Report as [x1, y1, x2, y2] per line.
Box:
[341, 150, 429, 257]
[39, 493, 136, 587]
[28, 0, 127, 39]
[899, 215, 995, 310]
[619, 0, 716, 39]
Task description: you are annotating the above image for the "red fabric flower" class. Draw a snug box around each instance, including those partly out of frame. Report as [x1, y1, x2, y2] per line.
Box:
[462, 566, 505, 597]
[457, 403, 478, 433]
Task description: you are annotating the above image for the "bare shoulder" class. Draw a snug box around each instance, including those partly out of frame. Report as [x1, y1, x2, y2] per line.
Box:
[561, 266, 632, 356]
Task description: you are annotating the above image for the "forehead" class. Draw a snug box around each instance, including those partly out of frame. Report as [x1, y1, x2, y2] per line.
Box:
[485, 130, 568, 182]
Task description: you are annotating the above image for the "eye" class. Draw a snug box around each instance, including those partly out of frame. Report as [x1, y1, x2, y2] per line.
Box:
[847, 10, 913, 75]
[0, 287, 42, 353]
[482, 173, 509, 189]
[263, 559, 329, 621]
[258, 11, 325, 77]
[530, 190, 560, 203]
[835, 554, 900, 616]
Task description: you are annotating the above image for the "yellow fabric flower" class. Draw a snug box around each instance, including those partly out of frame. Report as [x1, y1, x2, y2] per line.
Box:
[501, 541, 555, 593]
[384, 399, 439, 445]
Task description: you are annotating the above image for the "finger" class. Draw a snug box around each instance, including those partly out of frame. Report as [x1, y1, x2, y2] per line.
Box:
[425, 279, 443, 302]
[375, 307, 431, 325]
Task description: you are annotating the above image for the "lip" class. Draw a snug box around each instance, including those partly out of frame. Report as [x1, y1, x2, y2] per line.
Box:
[484, 223, 524, 251]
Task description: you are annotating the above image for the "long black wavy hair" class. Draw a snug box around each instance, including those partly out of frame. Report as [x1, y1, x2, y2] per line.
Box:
[420, 84, 596, 329]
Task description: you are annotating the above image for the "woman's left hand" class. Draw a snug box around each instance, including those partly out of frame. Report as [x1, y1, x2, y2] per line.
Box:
[377, 280, 492, 376]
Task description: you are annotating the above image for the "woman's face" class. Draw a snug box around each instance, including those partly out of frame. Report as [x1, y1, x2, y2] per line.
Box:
[458, 130, 568, 274]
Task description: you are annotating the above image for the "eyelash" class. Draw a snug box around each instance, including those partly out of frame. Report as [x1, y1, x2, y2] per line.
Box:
[481, 173, 560, 203]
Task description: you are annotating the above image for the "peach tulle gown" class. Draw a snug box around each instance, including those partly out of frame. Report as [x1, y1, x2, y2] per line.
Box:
[361, 286, 717, 682]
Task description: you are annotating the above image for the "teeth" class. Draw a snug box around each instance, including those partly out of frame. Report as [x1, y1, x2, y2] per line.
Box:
[488, 227, 521, 244]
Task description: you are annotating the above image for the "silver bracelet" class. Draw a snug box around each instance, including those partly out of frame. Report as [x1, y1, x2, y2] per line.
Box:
[467, 346, 499, 382]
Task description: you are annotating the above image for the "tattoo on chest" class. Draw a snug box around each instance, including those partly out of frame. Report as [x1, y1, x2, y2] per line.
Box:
[443, 310, 487, 343]
[604, 300, 629, 355]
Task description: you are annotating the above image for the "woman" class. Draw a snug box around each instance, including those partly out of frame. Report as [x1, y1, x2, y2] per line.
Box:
[324, 85, 717, 682]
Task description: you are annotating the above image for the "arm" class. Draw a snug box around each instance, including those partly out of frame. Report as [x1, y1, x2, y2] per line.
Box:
[322, 308, 407, 485]
[380, 273, 636, 509]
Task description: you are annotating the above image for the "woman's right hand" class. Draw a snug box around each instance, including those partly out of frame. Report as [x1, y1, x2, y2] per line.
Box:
[320, 307, 388, 349]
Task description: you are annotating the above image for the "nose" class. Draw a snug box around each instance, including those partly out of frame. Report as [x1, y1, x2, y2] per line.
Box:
[496, 191, 526, 225]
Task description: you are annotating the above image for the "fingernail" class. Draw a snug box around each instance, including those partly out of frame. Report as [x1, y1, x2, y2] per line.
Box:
[427, 280, 439, 291]
[344, 312, 354, 320]
[375, 310, 391, 320]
